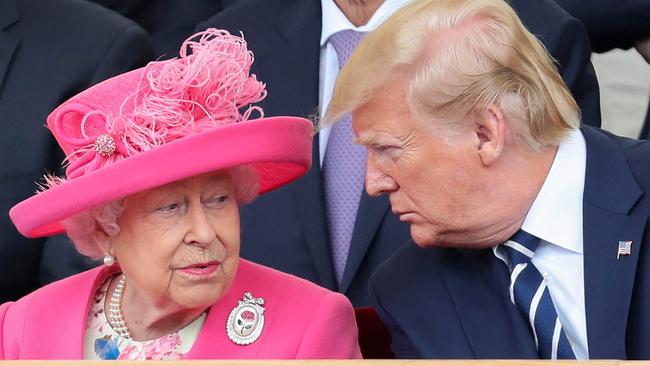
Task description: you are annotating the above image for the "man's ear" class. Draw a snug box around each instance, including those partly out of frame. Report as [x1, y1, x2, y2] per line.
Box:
[474, 105, 506, 166]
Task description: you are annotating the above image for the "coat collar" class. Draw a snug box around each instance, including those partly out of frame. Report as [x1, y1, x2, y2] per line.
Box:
[339, 192, 390, 292]
[288, 138, 338, 291]
[580, 126, 645, 358]
[440, 249, 540, 358]
[38, 266, 117, 358]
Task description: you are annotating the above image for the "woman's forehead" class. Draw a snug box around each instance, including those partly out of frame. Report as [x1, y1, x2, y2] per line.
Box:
[135, 170, 233, 199]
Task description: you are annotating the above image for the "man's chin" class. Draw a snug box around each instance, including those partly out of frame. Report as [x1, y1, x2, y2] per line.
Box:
[409, 227, 494, 249]
[409, 226, 442, 248]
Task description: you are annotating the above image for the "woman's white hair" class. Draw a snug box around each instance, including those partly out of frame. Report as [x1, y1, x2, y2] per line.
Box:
[63, 166, 258, 259]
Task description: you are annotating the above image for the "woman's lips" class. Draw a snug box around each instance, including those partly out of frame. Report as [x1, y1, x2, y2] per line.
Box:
[177, 261, 220, 277]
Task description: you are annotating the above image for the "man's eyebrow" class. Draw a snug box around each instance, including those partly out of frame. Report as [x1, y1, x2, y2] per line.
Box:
[354, 134, 374, 145]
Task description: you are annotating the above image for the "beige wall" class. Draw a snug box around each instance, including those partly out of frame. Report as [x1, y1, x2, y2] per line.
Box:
[592, 49, 650, 138]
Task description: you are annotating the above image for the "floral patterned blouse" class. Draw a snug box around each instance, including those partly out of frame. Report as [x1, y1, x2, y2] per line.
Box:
[83, 276, 206, 360]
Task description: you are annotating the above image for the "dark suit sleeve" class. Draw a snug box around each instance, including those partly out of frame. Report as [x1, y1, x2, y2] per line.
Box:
[369, 279, 422, 358]
[554, 0, 650, 52]
[511, 0, 601, 127]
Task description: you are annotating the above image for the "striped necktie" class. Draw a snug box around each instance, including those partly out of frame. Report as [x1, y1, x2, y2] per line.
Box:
[495, 230, 576, 359]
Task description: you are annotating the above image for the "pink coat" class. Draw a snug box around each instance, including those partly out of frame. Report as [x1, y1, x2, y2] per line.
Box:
[0, 259, 361, 359]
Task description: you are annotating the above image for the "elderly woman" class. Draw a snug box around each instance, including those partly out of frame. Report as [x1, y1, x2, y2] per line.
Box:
[0, 29, 361, 360]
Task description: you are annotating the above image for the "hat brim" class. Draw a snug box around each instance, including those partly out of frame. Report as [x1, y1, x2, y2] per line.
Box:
[10, 116, 313, 238]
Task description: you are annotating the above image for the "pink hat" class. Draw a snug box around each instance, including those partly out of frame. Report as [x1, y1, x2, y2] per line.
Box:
[10, 29, 313, 238]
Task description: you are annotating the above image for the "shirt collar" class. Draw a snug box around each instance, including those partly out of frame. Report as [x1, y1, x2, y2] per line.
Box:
[320, 0, 411, 46]
[520, 129, 586, 254]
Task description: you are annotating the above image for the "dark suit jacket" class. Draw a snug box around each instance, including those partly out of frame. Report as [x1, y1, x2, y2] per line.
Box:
[554, 0, 650, 53]
[0, 0, 154, 303]
[370, 125, 650, 359]
[197, 0, 602, 307]
[554, 0, 650, 139]
[90, 0, 239, 58]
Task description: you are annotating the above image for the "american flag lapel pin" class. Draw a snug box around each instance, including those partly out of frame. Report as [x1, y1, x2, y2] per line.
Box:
[617, 240, 632, 260]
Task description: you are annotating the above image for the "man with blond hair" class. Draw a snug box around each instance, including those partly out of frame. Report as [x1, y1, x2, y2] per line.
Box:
[197, 0, 602, 310]
[326, 0, 650, 359]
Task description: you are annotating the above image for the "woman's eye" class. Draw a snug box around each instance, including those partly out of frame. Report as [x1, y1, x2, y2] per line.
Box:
[156, 203, 179, 213]
[205, 194, 229, 207]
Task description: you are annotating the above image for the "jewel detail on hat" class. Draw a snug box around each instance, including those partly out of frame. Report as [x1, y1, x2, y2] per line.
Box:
[94, 134, 116, 157]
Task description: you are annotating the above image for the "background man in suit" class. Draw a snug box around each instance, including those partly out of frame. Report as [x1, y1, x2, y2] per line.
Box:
[555, 0, 650, 139]
[89, 0, 239, 58]
[0, 0, 153, 302]
[325, 0, 650, 358]
[554, 0, 650, 54]
[198, 0, 602, 307]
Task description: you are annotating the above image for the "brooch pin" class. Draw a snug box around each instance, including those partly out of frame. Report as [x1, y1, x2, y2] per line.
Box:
[226, 292, 265, 345]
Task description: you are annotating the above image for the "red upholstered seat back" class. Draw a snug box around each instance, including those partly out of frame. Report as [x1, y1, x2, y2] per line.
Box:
[355, 307, 395, 359]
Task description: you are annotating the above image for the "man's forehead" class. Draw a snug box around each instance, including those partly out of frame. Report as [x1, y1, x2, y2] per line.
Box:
[352, 113, 409, 146]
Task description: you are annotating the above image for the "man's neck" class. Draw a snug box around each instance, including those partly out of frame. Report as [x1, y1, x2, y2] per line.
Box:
[334, 0, 385, 27]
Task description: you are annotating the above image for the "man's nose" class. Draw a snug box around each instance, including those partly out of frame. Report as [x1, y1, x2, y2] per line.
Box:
[365, 164, 397, 197]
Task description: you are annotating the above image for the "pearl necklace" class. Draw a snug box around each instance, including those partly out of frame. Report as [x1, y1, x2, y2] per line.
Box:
[108, 274, 131, 339]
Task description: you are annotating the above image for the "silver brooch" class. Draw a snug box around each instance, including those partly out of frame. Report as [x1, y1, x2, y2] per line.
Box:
[226, 292, 265, 345]
[94, 134, 116, 157]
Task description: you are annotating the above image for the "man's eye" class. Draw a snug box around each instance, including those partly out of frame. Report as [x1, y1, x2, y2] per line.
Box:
[372, 143, 392, 152]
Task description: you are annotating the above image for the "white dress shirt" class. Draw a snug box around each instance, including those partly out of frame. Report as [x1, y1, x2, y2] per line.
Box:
[495, 129, 589, 359]
[318, 0, 410, 166]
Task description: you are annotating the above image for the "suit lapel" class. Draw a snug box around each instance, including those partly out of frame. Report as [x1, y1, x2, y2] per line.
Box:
[0, 0, 20, 91]
[580, 126, 645, 358]
[339, 192, 390, 292]
[314, 0, 391, 292]
[250, 0, 337, 290]
[441, 249, 539, 358]
[289, 138, 337, 290]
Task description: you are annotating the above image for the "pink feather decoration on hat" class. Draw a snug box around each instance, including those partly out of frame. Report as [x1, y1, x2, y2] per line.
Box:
[53, 28, 267, 183]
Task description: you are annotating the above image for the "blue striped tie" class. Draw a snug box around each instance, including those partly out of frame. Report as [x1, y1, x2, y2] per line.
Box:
[496, 230, 576, 359]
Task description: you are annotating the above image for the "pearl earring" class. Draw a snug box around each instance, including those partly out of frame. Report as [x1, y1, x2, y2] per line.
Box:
[103, 254, 115, 267]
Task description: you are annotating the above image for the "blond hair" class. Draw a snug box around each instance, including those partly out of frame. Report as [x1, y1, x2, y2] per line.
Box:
[324, 0, 580, 149]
